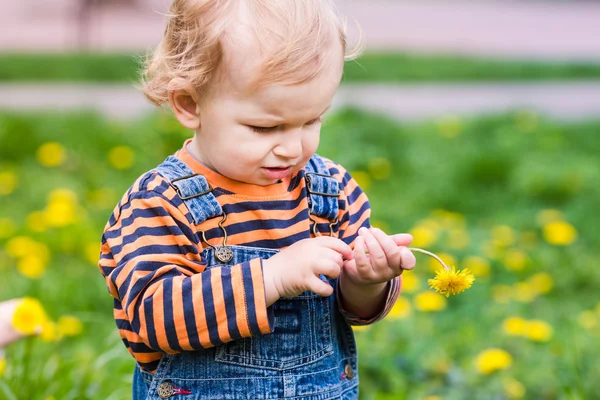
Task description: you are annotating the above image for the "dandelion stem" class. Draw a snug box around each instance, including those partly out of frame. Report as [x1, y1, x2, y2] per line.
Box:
[408, 247, 451, 271]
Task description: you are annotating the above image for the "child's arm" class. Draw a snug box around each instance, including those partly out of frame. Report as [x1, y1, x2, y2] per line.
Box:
[99, 180, 274, 353]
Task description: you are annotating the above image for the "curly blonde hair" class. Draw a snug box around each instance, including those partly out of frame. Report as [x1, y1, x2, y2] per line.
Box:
[137, 0, 363, 107]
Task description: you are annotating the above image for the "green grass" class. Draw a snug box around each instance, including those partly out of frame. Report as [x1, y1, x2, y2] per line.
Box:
[1, 52, 600, 83]
[0, 108, 599, 399]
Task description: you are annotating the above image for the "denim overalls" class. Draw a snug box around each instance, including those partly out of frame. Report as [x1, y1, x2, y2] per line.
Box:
[132, 154, 359, 400]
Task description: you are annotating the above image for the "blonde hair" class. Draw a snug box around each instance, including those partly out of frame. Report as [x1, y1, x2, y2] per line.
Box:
[138, 0, 363, 107]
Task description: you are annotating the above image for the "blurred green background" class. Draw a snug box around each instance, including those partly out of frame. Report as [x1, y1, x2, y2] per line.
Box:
[1, 1, 600, 399]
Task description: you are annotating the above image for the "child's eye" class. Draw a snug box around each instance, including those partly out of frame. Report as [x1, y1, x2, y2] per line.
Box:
[307, 117, 324, 126]
[248, 125, 278, 133]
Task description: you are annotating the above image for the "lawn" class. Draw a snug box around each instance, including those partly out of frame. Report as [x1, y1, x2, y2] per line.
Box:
[0, 108, 598, 399]
[1, 52, 600, 83]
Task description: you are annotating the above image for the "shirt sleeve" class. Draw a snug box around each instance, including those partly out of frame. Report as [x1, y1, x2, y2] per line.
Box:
[99, 187, 273, 354]
[326, 160, 402, 325]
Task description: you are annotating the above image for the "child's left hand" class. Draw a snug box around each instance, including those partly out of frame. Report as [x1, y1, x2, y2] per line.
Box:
[341, 227, 416, 287]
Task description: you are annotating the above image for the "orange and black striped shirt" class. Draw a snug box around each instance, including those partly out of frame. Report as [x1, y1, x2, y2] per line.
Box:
[98, 139, 401, 373]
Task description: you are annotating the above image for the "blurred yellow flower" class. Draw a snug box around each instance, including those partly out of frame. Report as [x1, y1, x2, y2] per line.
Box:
[44, 188, 79, 227]
[436, 114, 463, 138]
[528, 273, 553, 294]
[492, 284, 512, 304]
[0, 355, 5, 377]
[0, 217, 17, 239]
[388, 297, 412, 319]
[0, 171, 17, 196]
[5, 236, 38, 258]
[86, 243, 101, 265]
[351, 325, 370, 332]
[26, 211, 47, 233]
[417, 218, 442, 231]
[108, 146, 135, 170]
[36, 142, 66, 167]
[428, 267, 475, 297]
[367, 157, 392, 180]
[503, 249, 528, 272]
[58, 315, 84, 336]
[86, 188, 118, 210]
[514, 109, 538, 133]
[448, 229, 470, 250]
[350, 170, 371, 191]
[12, 297, 47, 335]
[17, 254, 47, 279]
[40, 320, 61, 343]
[543, 221, 577, 246]
[462, 256, 490, 278]
[536, 209, 563, 226]
[410, 226, 438, 248]
[431, 210, 465, 230]
[503, 317, 527, 336]
[415, 292, 447, 312]
[475, 348, 513, 374]
[491, 226, 515, 247]
[428, 252, 456, 273]
[524, 320, 553, 342]
[577, 311, 597, 329]
[401, 271, 420, 293]
[513, 282, 538, 303]
[503, 377, 526, 399]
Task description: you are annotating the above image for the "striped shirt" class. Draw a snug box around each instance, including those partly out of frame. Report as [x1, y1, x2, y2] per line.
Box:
[98, 139, 401, 373]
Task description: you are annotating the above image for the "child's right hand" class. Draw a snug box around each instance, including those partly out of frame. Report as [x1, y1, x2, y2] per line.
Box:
[262, 237, 353, 305]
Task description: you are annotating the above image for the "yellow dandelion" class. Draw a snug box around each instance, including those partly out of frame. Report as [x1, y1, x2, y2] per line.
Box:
[0, 218, 17, 239]
[503, 249, 528, 272]
[0, 354, 5, 377]
[462, 256, 490, 278]
[44, 188, 79, 227]
[108, 146, 135, 170]
[0, 171, 17, 196]
[536, 209, 563, 226]
[543, 221, 577, 246]
[524, 320, 553, 342]
[401, 271, 420, 293]
[428, 267, 475, 297]
[436, 114, 463, 138]
[26, 211, 47, 233]
[492, 284, 513, 304]
[475, 348, 513, 374]
[367, 157, 392, 180]
[578, 311, 597, 329]
[388, 297, 412, 319]
[40, 320, 62, 343]
[350, 170, 371, 191]
[58, 315, 84, 337]
[448, 229, 470, 250]
[17, 254, 47, 279]
[491, 226, 516, 247]
[503, 377, 526, 399]
[36, 142, 66, 167]
[414, 292, 447, 312]
[528, 273, 553, 294]
[503, 317, 527, 336]
[431, 210, 466, 230]
[12, 297, 48, 335]
[5, 236, 38, 258]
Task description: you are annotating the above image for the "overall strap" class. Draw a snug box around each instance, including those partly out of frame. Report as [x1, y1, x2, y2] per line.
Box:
[304, 154, 340, 236]
[153, 155, 223, 225]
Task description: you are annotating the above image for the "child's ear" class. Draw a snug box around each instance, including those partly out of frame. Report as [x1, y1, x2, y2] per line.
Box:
[168, 78, 201, 130]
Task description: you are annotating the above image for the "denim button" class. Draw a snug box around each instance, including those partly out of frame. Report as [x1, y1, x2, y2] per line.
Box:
[158, 381, 174, 398]
[344, 364, 355, 380]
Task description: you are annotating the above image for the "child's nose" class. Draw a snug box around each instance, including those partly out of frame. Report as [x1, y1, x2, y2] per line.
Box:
[273, 130, 303, 160]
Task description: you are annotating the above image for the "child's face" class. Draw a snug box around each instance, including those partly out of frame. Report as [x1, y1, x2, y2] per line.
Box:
[189, 37, 344, 186]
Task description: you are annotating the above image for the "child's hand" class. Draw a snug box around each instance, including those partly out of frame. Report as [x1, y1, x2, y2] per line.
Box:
[342, 227, 416, 287]
[262, 237, 353, 303]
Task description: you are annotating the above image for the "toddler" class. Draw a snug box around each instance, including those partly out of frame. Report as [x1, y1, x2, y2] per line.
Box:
[98, 1, 416, 399]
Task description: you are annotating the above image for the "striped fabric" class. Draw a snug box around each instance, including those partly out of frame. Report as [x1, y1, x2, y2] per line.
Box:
[98, 140, 401, 373]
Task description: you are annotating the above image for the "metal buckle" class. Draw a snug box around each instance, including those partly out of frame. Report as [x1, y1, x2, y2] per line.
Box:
[171, 174, 213, 200]
[305, 172, 340, 197]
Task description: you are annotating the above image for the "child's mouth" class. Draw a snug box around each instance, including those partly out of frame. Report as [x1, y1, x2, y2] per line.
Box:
[261, 166, 291, 180]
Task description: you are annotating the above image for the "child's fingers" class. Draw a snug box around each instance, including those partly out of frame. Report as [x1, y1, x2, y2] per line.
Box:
[359, 227, 386, 271]
[315, 236, 354, 260]
[371, 228, 402, 272]
[389, 233, 413, 247]
[308, 276, 334, 297]
[399, 247, 417, 270]
[353, 236, 373, 276]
